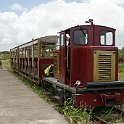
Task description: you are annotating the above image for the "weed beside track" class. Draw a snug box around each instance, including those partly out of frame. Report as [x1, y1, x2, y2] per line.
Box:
[2, 61, 124, 124]
[17, 74, 92, 124]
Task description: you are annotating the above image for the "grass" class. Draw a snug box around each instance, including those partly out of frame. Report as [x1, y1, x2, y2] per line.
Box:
[16, 74, 92, 124]
[118, 63, 124, 73]
[62, 99, 92, 124]
[2, 59, 10, 70]
[98, 108, 117, 122]
[95, 107, 123, 123]
[2, 59, 92, 124]
[118, 63, 124, 80]
[2, 60, 124, 124]
[18, 75, 52, 103]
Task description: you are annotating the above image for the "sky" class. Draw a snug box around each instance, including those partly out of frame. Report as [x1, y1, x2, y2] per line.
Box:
[0, 0, 124, 51]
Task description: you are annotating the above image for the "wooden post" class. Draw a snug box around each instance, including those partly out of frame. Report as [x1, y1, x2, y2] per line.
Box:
[17, 47, 19, 72]
[24, 47, 27, 74]
[38, 38, 41, 84]
[27, 46, 30, 75]
[10, 49, 12, 68]
[32, 39, 34, 79]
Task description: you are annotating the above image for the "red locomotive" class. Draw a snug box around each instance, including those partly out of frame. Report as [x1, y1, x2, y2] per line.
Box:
[10, 19, 124, 108]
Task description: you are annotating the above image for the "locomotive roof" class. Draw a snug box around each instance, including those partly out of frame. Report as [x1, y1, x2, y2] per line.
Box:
[60, 24, 116, 33]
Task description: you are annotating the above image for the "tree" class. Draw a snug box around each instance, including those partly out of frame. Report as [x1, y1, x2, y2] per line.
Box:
[118, 48, 124, 63]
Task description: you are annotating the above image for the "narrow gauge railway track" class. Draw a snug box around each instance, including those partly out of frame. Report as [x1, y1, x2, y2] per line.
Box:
[92, 107, 124, 124]
[92, 115, 112, 124]
[113, 107, 124, 118]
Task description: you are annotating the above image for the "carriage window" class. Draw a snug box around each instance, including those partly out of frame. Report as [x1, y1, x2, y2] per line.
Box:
[74, 29, 88, 45]
[100, 31, 113, 45]
[60, 34, 64, 46]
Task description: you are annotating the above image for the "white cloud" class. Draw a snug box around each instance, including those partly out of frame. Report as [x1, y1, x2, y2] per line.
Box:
[10, 3, 28, 13]
[0, 0, 124, 50]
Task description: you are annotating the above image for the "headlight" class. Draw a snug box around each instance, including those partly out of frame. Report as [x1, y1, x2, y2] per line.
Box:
[75, 80, 81, 86]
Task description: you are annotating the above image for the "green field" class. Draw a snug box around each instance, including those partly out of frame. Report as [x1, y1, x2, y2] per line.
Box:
[2, 59, 10, 69]
[119, 63, 124, 73]
[2, 59, 124, 123]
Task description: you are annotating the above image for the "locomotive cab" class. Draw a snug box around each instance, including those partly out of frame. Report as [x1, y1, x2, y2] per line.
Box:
[59, 20, 124, 107]
[59, 20, 117, 85]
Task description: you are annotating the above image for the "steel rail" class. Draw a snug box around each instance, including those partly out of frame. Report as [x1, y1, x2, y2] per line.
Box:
[113, 107, 124, 118]
[92, 106, 124, 124]
[92, 115, 112, 124]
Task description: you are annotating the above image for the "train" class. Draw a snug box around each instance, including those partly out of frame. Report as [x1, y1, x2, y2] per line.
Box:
[10, 19, 124, 108]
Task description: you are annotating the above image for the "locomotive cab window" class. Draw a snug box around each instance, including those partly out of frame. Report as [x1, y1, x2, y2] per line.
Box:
[74, 29, 88, 45]
[100, 31, 113, 45]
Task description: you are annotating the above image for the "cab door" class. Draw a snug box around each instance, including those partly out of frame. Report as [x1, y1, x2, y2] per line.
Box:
[59, 31, 71, 85]
[70, 25, 94, 86]
[59, 32, 66, 84]
[65, 31, 71, 84]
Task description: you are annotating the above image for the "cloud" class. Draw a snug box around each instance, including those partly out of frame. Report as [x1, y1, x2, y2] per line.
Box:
[10, 3, 28, 14]
[65, 0, 90, 3]
[0, 0, 124, 51]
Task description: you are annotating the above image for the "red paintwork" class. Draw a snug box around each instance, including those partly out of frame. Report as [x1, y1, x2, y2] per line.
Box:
[39, 58, 54, 79]
[59, 24, 117, 86]
[11, 22, 124, 108]
[59, 43, 66, 84]
[59, 23, 122, 107]
[71, 46, 118, 86]
[75, 91, 124, 108]
[101, 93, 121, 99]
